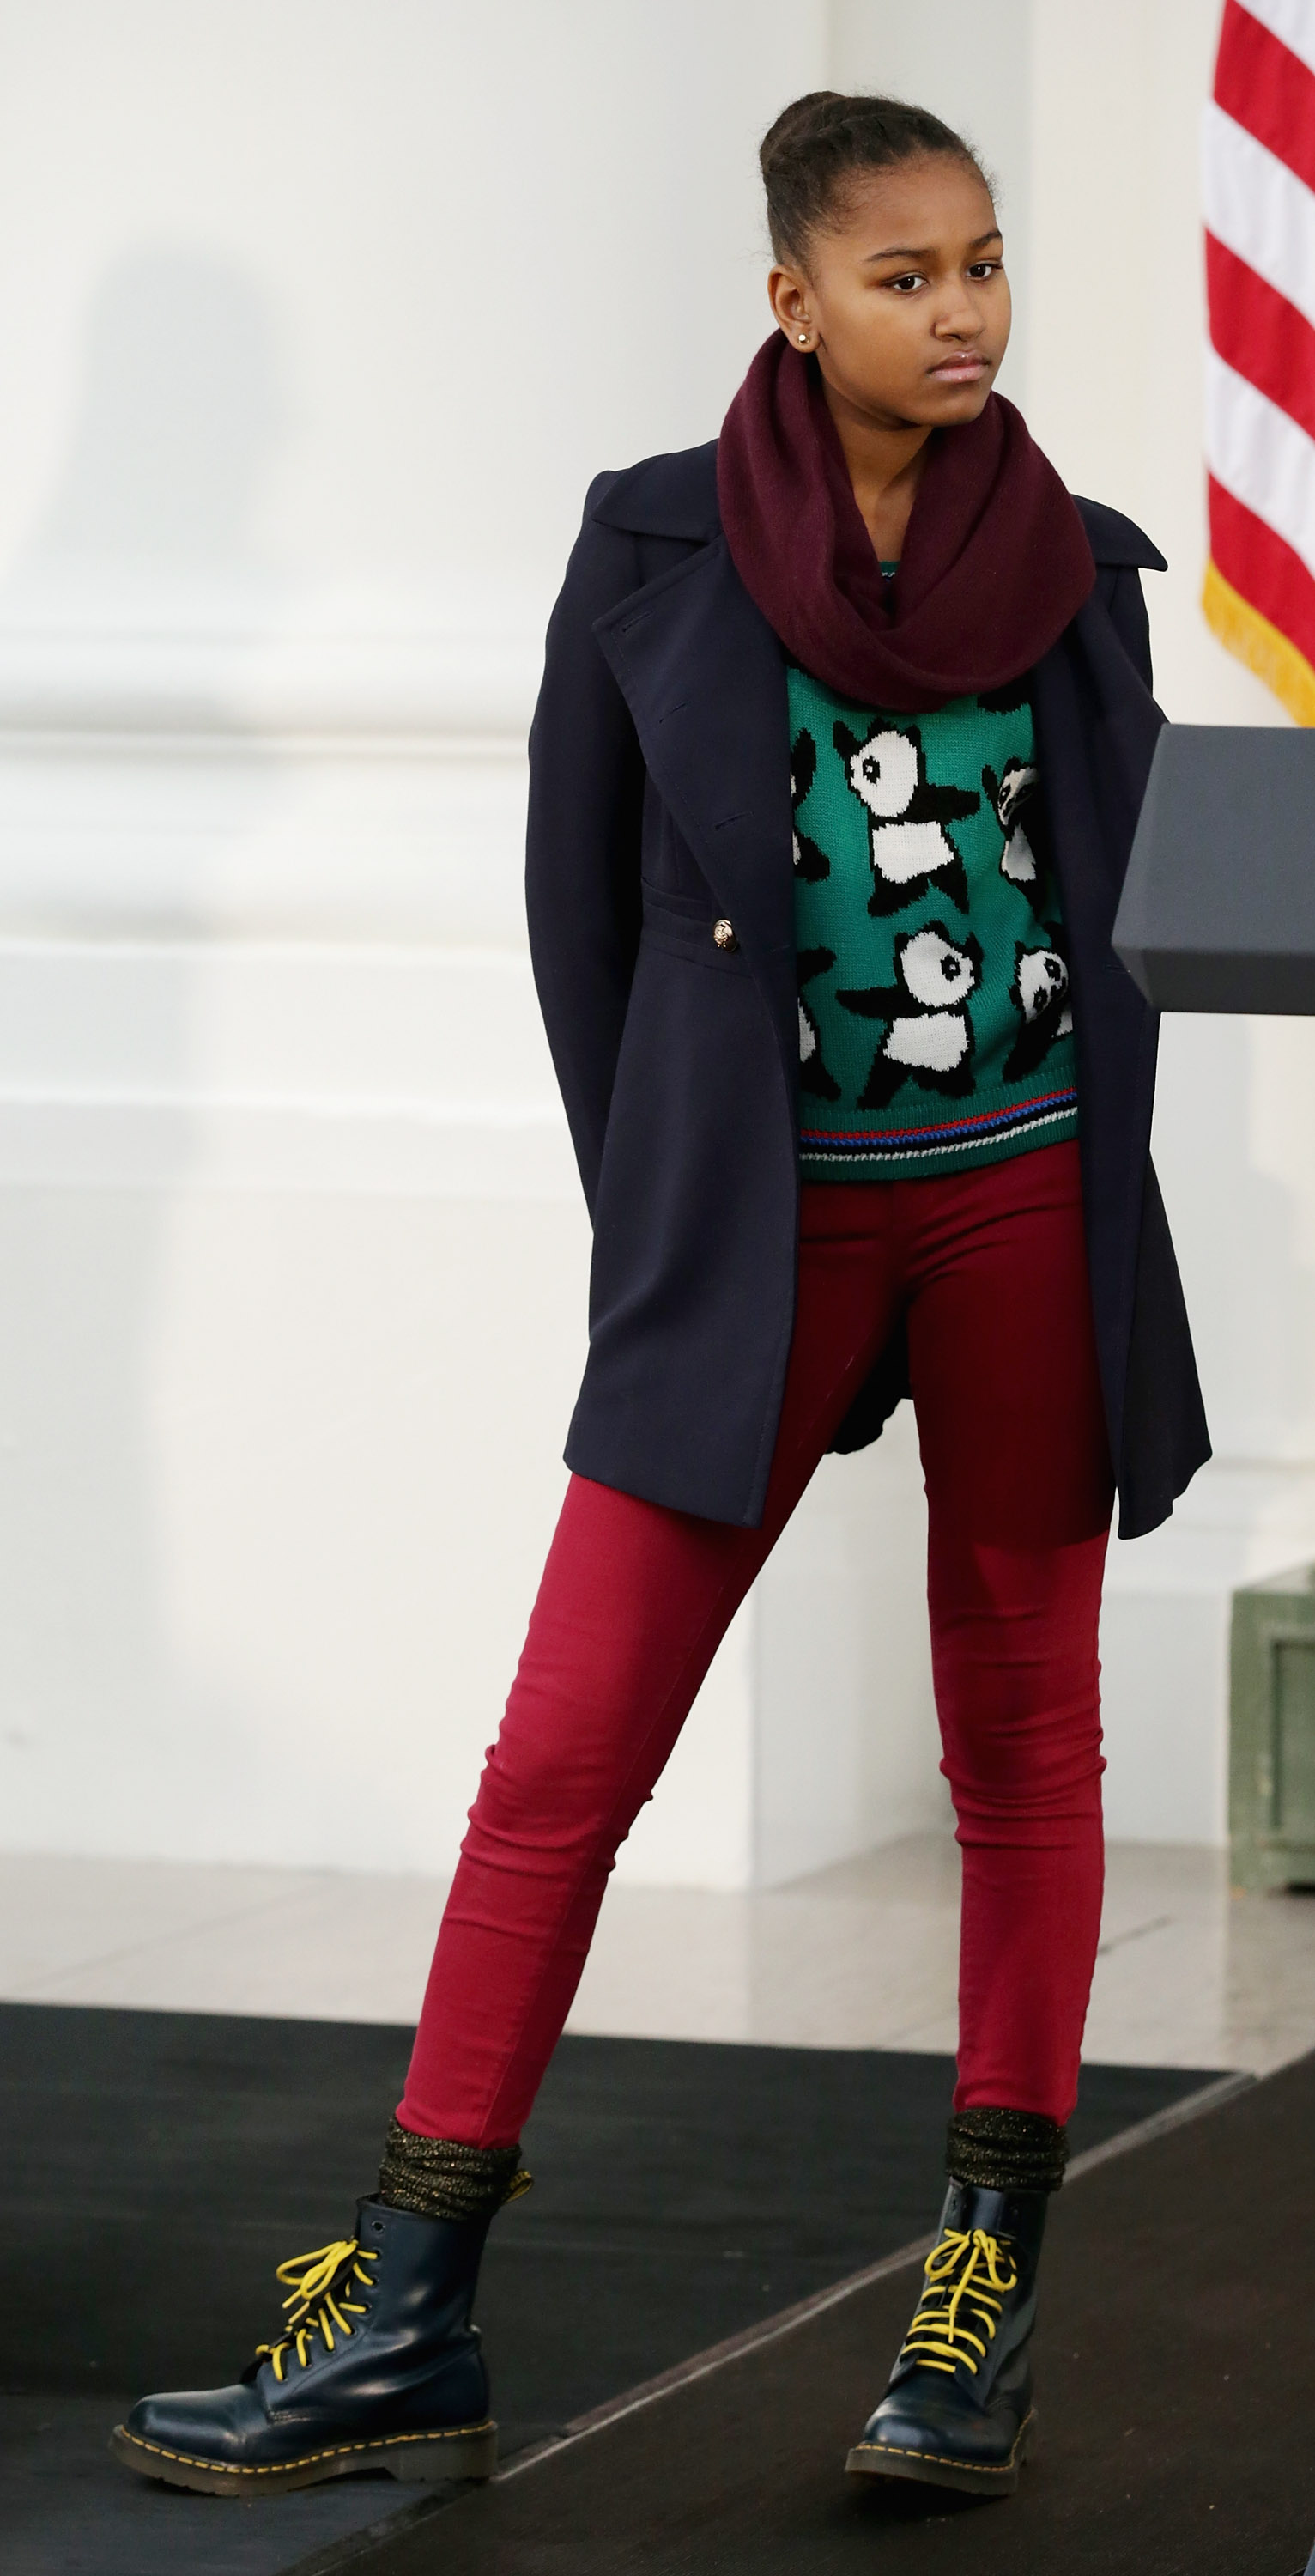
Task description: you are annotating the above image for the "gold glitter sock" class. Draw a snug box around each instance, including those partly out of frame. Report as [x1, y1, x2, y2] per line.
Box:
[946, 2105, 1068, 2194]
[376, 2117, 532, 2223]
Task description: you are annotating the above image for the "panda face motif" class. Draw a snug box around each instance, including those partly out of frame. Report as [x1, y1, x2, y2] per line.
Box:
[1015, 947, 1069, 1023]
[996, 759, 1037, 829]
[843, 728, 920, 820]
[899, 926, 980, 1009]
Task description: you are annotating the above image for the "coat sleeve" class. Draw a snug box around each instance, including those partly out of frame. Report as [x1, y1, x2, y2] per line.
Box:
[525, 477, 646, 1219]
[1099, 563, 1155, 694]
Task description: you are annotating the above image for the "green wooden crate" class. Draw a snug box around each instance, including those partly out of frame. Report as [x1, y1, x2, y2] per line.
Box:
[1230, 1562, 1315, 1890]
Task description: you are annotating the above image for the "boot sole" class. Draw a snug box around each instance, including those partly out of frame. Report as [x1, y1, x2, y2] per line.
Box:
[845, 2405, 1035, 2499]
[109, 2416, 498, 2495]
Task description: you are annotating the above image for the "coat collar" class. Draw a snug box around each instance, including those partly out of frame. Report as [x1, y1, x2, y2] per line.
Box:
[591, 439, 720, 544]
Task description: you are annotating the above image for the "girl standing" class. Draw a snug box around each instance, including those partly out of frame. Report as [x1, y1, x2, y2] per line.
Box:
[116, 91, 1208, 2506]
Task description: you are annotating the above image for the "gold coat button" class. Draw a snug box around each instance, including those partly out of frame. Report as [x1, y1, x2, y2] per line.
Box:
[712, 918, 738, 952]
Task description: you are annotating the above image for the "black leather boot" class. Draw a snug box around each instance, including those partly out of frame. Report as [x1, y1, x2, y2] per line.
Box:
[112, 2196, 498, 2495]
[846, 2179, 1048, 2496]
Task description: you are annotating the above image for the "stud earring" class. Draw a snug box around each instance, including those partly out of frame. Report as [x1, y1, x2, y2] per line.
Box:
[797, 330, 809, 345]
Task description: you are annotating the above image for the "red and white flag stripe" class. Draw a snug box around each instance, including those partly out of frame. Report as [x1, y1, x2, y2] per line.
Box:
[1204, 0, 1315, 718]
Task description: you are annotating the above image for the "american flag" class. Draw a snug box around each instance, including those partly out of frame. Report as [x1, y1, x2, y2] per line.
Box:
[1203, 0, 1315, 720]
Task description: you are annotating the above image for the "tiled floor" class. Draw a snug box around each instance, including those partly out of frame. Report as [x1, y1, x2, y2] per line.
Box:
[4, 1836, 1315, 2075]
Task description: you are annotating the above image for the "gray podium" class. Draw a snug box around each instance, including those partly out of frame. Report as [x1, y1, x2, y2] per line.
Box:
[1113, 726, 1315, 1013]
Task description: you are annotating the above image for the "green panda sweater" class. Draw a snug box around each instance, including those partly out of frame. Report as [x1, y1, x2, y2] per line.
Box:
[790, 659, 1078, 1181]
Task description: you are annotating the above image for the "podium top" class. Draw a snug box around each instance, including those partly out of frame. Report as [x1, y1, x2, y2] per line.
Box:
[1112, 725, 1315, 1014]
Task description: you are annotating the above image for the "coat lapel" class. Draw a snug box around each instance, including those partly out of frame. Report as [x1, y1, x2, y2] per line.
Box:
[593, 538, 797, 1041]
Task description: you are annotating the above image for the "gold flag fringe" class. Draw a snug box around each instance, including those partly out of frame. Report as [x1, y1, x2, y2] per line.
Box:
[1202, 558, 1315, 726]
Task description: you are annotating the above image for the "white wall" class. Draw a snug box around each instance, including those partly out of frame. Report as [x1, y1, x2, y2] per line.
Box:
[0, 0, 949, 1889]
[0, 0, 1307, 1889]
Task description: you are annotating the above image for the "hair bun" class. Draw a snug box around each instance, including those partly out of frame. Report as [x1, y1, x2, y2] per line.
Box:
[759, 92, 845, 174]
[761, 90, 988, 264]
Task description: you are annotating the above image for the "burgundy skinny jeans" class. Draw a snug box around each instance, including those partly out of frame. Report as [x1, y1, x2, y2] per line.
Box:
[400, 1139, 1113, 2146]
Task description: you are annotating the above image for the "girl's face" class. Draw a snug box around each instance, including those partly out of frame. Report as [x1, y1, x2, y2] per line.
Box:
[768, 155, 1011, 432]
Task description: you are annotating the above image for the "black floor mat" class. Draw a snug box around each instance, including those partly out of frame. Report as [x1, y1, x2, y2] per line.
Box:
[1, 2001, 1224, 2576]
[319, 2050, 1315, 2576]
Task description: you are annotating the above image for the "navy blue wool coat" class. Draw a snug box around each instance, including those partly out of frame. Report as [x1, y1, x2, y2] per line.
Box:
[526, 440, 1210, 1539]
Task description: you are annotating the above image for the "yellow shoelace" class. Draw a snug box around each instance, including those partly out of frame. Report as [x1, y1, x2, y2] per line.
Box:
[255, 2239, 380, 2384]
[899, 2225, 1020, 2379]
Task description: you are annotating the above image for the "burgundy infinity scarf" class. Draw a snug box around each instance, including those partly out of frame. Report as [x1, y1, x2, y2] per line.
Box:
[717, 332, 1095, 712]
